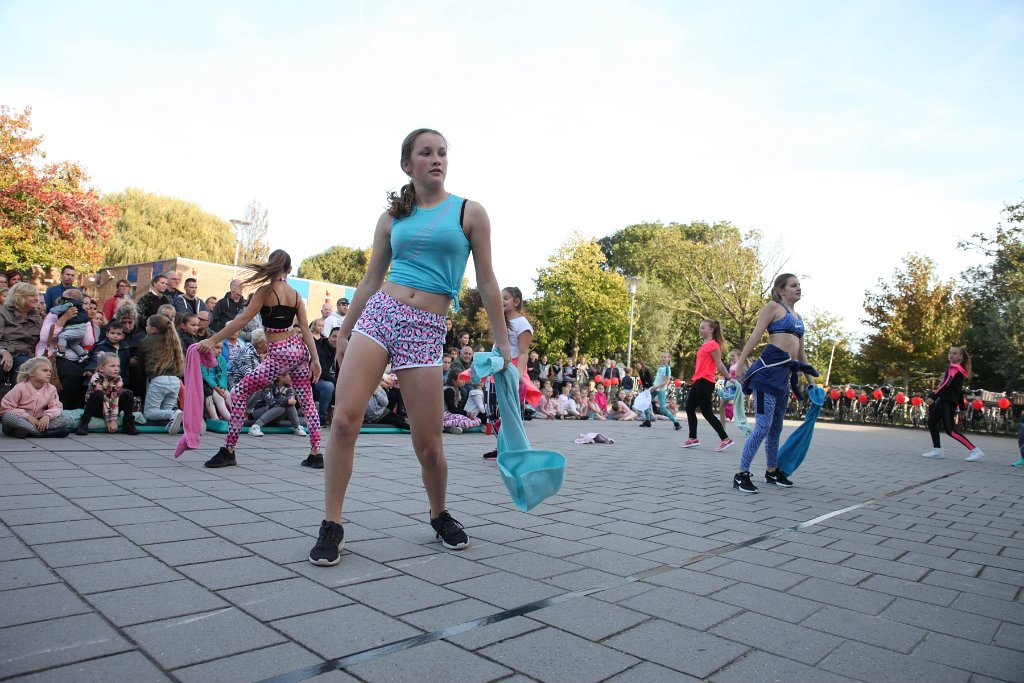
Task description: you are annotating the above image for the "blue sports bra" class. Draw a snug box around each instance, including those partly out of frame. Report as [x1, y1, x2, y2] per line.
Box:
[766, 303, 804, 338]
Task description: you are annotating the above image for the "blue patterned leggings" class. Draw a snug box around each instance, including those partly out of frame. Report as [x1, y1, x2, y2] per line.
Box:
[226, 334, 320, 451]
[740, 390, 787, 471]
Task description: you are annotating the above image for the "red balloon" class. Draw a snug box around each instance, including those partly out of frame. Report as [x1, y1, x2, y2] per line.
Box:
[911, 396, 923, 406]
[610, 377, 620, 385]
[895, 393, 906, 404]
[845, 388, 855, 399]
[998, 397, 1011, 410]
[858, 394, 868, 404]
[673, 379, 683, 387]
[830, 389, 840, 400]
[595, 378, 605, 386]
[971, 399, 984, 410]
[872, 389, 883, 400]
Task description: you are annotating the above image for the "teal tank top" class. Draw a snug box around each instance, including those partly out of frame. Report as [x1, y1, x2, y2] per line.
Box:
[386, 194, 470, 311]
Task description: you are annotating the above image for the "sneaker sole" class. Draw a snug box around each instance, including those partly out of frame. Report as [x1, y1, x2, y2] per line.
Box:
[921, 454, 944, 459]
[733, 483, 758, 494]
[715, 442, 735, 452]
[205, 459, 237, 468]
[301, 459, 324, 469]
[766, 480, 793, 488]
[309, 540, 345, 566]
[440, 539, 470, 550]
[680, 443, 700, 448]
[167, 414, 184, 435]
[965, 455, 984, 462]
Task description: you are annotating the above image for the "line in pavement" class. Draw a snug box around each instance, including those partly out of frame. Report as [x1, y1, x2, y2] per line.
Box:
[256, 470, 962, 683]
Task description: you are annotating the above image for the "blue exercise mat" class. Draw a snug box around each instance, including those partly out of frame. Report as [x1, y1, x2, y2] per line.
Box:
[777, 385, 825, 476]
[472, 350, 565, 512]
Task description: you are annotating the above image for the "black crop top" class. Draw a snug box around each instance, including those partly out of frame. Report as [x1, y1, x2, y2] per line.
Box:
[260, 288, 297, 330]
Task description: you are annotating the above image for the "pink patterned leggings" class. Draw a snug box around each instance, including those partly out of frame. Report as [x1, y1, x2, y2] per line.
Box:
[226, 334, 321, 451]
[443, 412, 482, 430]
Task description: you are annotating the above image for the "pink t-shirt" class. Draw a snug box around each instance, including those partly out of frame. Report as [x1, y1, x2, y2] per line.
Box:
[692, 339, 720, 384]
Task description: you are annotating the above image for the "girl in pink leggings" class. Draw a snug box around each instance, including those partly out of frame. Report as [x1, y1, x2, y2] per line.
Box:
[197, 250, 322, 469]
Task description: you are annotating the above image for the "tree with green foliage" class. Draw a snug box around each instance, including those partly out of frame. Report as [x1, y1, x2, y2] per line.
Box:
[101, 188, 236, 265]
[297, 245, 370, 286]
[860, 254, 965, 387]
[531, 234, 629, 359]
[958, 200, 1024, 390]
[0, 105, 116, 272]
[802, 309, 859, 386]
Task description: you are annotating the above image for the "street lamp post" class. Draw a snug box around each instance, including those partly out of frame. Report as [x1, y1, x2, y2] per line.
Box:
[824, 339, 847, 387]
[229, 219, 251, 276]
[626, 276, 641, 370]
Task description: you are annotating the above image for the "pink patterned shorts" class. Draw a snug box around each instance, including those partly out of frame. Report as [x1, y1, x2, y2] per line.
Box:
[354, 290, 446, 370]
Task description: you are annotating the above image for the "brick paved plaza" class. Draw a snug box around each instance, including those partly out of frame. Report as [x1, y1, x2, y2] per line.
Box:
[1, 417, 1021, 682]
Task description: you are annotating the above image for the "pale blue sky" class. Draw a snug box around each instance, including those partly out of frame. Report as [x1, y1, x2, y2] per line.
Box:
[3, 0, 1022, 335]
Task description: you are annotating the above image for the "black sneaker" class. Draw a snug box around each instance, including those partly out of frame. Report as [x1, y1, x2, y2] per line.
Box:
[430, 510, 469, 550]
[733, 471, 759, 494]
[308, 520, 344, 566]
[301, 453, 324, 469]
[673, 422, 682, 431]
[639, 420, 652, 428]
[205, 447, 237, 468]
[482, 449, 498, 460]
[75, 420, 89, 436]
[766, 469, 793, 487]
[122, 423, 139, 435]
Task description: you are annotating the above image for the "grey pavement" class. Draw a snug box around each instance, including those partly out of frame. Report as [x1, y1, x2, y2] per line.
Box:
[1, 415, 1022, 682]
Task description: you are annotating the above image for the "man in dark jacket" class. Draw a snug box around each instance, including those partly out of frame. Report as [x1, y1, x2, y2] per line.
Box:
[211, 279, 246, 333]
[313, 328, 339, 424]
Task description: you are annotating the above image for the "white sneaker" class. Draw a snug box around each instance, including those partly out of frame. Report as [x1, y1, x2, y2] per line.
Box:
[249, 424, 264, 437]
[444, 426, 463, 434]
[965, 448, 985, 462]
[294, 426, 308, 436]
[166, 410, 184, 435]
[921, 447, 944, 459]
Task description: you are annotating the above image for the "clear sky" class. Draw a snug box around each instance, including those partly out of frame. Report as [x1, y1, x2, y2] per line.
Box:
[2, 0, 1022, 336]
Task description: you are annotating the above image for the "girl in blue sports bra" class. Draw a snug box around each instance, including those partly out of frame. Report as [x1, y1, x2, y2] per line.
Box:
[732, 273, 817, 494]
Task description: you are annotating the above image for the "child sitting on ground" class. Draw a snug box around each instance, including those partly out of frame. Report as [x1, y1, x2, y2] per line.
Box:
[76, 352, 138, 435]
[364, 374, 411, 430]
[443, 370, 482, 434]
[465, 379, 487, 424]
[533, 385, 562, 419]
[1, 357, 74, 438]
[248, 374, 306, 437]
[558, 385, 580, 419]
[608, 388, 638, 420]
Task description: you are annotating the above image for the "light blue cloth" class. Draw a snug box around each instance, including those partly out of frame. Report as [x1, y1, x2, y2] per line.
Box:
[472, 350, 565, 511]
[777, 385, 825, 476]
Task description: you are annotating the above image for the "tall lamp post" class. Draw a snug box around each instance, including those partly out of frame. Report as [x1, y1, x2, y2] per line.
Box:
[824, 339, 847, 388]
[626, 276, 641, 370]
[229, 219, 251, 276]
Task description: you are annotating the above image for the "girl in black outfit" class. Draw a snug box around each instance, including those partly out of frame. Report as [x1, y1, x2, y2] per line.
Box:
[922, 346, 984, 462]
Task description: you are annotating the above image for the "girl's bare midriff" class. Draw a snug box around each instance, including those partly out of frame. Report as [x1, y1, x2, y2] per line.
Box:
[266, 329, 297, 344]
[381, 282, 452, 316]
[767, 332, 801, 359]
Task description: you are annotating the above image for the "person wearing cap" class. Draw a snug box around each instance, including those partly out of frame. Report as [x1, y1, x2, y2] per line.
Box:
[323, 297, 349, 337]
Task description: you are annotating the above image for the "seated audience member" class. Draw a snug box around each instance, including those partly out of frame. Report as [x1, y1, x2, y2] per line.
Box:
[174, 277, 207, 316]
[109, 300, 147, 398]
[310, 318, 324, 342]
[211, 279, 246, 333]
[176, 312, 200, 350]
[48, 294, 93, 360]
[0, 286, 8, 306]
[76, 352, 138, 435]
[44, 265, 77, 310]
[449, 345, 474, 377]
[313, 328, 338, 425]
[136, 274, 172, 321]
[0, 357, 73, 437]
[228, 328, 266, 392]
[103, 279, 133, 321]
[466, 379, 487, 423]
[575, 388, 593, 420]
[201, 350, 232, 420]
[0, 283, 44, 388]
[248, 374, 307, 437]
[194, 309, 213, 340]
[36, 287, 91, 409]
[163, 271, 182, 305]
[441, 355, 452, 382]
[138, 314, 184, 434]
[558, 385, 580, 419]
[85, 320, 131, 381]
[534, 385, 561, 419]
[364, 374, 410, 431]
[322, 297, 348, 337]
[621, 368, 635, 392]
[5, 270, 23, 285]
[319, 303, 332, 323]
[608, 389, 638, 421]
[157, 304, 176, 322]
[205, 295, 218, 312]
[442, 371, 481, 434]
[0, 273, 6, 287]
[593, 383, 610, 415]
[221, 328, 248, 372]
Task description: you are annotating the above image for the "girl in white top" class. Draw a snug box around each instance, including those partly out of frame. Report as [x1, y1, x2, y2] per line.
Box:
[503, 286, 533, 371]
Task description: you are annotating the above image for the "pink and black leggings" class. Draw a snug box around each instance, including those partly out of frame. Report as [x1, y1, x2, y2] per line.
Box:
[927, 399, 975, 451]
[225, 334, 321, 451]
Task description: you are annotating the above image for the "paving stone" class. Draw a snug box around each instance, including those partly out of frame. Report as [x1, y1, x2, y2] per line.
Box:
[481, 626, 637, 682]
[506, 533, 596, 558]
[840, 553, 930, 581]
[0, 505, 92, 525]
[605, 661, 701, 682]
[951, 591, 1024, 624]
[55, 556, 181, 594]
[777, 556, 872, 585]
[819, 641, 970, 682]
[387, 549, 495, 583]
[789, 576, 895, 615]
[544, 566, 636, 592]
[604, 618, 748, 679]
[479, 549, 582, 580]
[709, 559, 808, 591]
[710, 650, 859, 683]
[85, 578, 228, 627]
[994, 622, 1024, 651]
[709, 580, 823, 623]
[12, 518, 119, 546]
[0, 534, 34, 561]
[173, 642, 322, 683]
[144, 537, 252, 565]
[126, 606, 286, 669]
[219, 577, 351, 620]
[914, 631, 1024, 681]
[800, 605, 928, 653]
[74, 494, 157, 511]
[8, 651, 171, 682]
[212, 520, 303, 544]
[338, 573, 464, 616]
[878, 597, 1001, 642]
[979, 565, 1024, 586]
[177, 555, 296, 590]
[898, 551, 981, 576]
[343, 537, 437, 563]
[116, 519, 213, 545]
[346, 639, 511, 682]
[0, 582, 91, 627]
[710, 611, 844, 664]
[827, 538, 906, 560]
[618, 585, 741, 630]
[0, 557, 58, 591]
[273, 604, 422, 659]
[446, 570, 563, 609]
[529, 595, 649, 640]
[0, 613, 132, 677]
[33, 536, 147, 567]
[286, 554, 399, 588]
[563, 548, 661, 577]
[860, 574, 960, 606]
